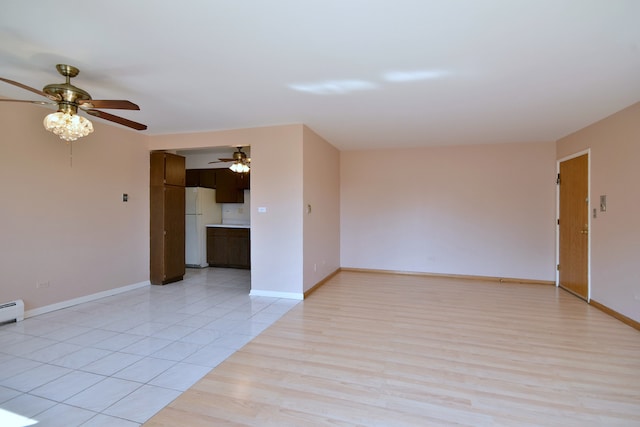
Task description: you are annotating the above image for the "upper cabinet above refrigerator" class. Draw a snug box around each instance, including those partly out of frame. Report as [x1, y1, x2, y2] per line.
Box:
[185, 168, 249, 203]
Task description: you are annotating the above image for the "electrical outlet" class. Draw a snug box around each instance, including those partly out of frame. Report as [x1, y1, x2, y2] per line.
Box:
[634, 293, 640, 301]
[37, 281, 50, 289]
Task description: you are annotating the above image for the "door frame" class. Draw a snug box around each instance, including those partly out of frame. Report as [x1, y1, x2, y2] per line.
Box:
[556, 149, 591, 301]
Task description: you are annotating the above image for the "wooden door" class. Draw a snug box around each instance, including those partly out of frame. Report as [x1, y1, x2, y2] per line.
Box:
[558, 154, 589, 299]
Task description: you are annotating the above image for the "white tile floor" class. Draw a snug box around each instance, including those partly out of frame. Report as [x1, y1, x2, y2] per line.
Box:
[0, 268, 300, 427]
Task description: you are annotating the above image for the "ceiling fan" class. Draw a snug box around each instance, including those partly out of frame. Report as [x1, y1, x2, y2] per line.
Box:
[0, 64, 147, 141]
[209, 146, 251, 173]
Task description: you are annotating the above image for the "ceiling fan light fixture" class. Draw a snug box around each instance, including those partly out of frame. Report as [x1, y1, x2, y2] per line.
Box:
[229, 162, 249, 173]
[43, 111, 93, 142]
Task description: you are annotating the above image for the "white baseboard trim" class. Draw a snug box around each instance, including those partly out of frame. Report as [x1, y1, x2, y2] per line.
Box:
[25, 280, 151, 319]
[249, 289, 304, 300]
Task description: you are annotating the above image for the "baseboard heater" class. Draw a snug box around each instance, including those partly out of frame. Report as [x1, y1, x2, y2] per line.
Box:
[0, 299, 25, 323]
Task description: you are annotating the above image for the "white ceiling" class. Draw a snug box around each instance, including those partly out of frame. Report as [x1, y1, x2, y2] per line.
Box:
[1, 0, 639, 150]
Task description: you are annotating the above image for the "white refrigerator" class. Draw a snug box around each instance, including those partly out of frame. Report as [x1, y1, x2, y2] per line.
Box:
[185, 187, 222, 267]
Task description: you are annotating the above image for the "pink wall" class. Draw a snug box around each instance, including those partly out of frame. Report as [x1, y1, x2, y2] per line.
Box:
[5, 96, 635, 322]
[302, 126, 340, 292]
[557, 102, 640, 322]
[340, 141, 557, 281]
[0, 102, 150, 313]
[249, 128, 304, 296]
[152, 124, 342, 297]
[151, 125, 307, 297]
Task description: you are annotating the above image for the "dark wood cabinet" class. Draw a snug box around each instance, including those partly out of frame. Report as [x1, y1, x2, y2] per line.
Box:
[150, 152, 186, 285]
[185, 169, 200, 187]
[200, 169, 217, 189]
[215, 168, 245, 203]
[151, 152, 185, 186]
[207, 228, 228, 266]
[238, 171, 250, 190]
[185, 168, 249, 202]
[186, 169, 217, 189]
[206, 227, 250, 269]
[227, 229, 250, 268]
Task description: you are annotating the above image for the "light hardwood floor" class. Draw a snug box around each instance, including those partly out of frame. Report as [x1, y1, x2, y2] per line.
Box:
[145, 271, 640, 426]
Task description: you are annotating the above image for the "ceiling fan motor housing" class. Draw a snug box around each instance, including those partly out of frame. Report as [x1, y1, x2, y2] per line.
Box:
[43, 65, 92, 114]
[43, 84, 91, 114]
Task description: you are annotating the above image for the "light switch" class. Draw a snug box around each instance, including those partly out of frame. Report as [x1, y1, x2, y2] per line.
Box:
[600, 195, 607, 212]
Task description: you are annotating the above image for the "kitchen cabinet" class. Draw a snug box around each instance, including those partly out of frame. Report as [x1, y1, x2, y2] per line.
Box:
[238, 171, 250, 190]
[207, 227, 250, 269]
[186, 169, 216, 189]
[185, 168, 249, 202]
[185, 169, 200, 187]
[151, 151, 185, 186]
[150, 152, 186, 285]
[215, 168, 247, 203]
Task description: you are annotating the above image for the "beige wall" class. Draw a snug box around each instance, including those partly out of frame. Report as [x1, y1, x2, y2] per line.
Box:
[556, 102, 640, 322]
[152, 124, 341, 296]
[0, 102, 150, 313]
[340, 141, 557, 281]
[151, 125, 307, 297]
[5, 97, 636, 325]
[2, 118, 313, 314]
[302, 126, 340, 292]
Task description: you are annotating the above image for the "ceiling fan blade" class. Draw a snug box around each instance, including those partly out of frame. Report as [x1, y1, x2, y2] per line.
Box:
[0, 99, 53, 105]
[85, 109, 147, 131]
[78, 99, 140, 110]
[0, 77, 61, 101]
[208, 160, 228, 164]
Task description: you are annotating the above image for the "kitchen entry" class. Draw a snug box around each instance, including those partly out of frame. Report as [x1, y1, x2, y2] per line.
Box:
[185, 185, 251, 270]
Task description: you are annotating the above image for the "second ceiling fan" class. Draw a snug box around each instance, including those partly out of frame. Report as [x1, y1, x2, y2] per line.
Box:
[209, 147, 251, 173]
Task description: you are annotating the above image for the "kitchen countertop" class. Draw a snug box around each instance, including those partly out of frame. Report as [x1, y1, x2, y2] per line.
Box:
[206, 224, 251, 229]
